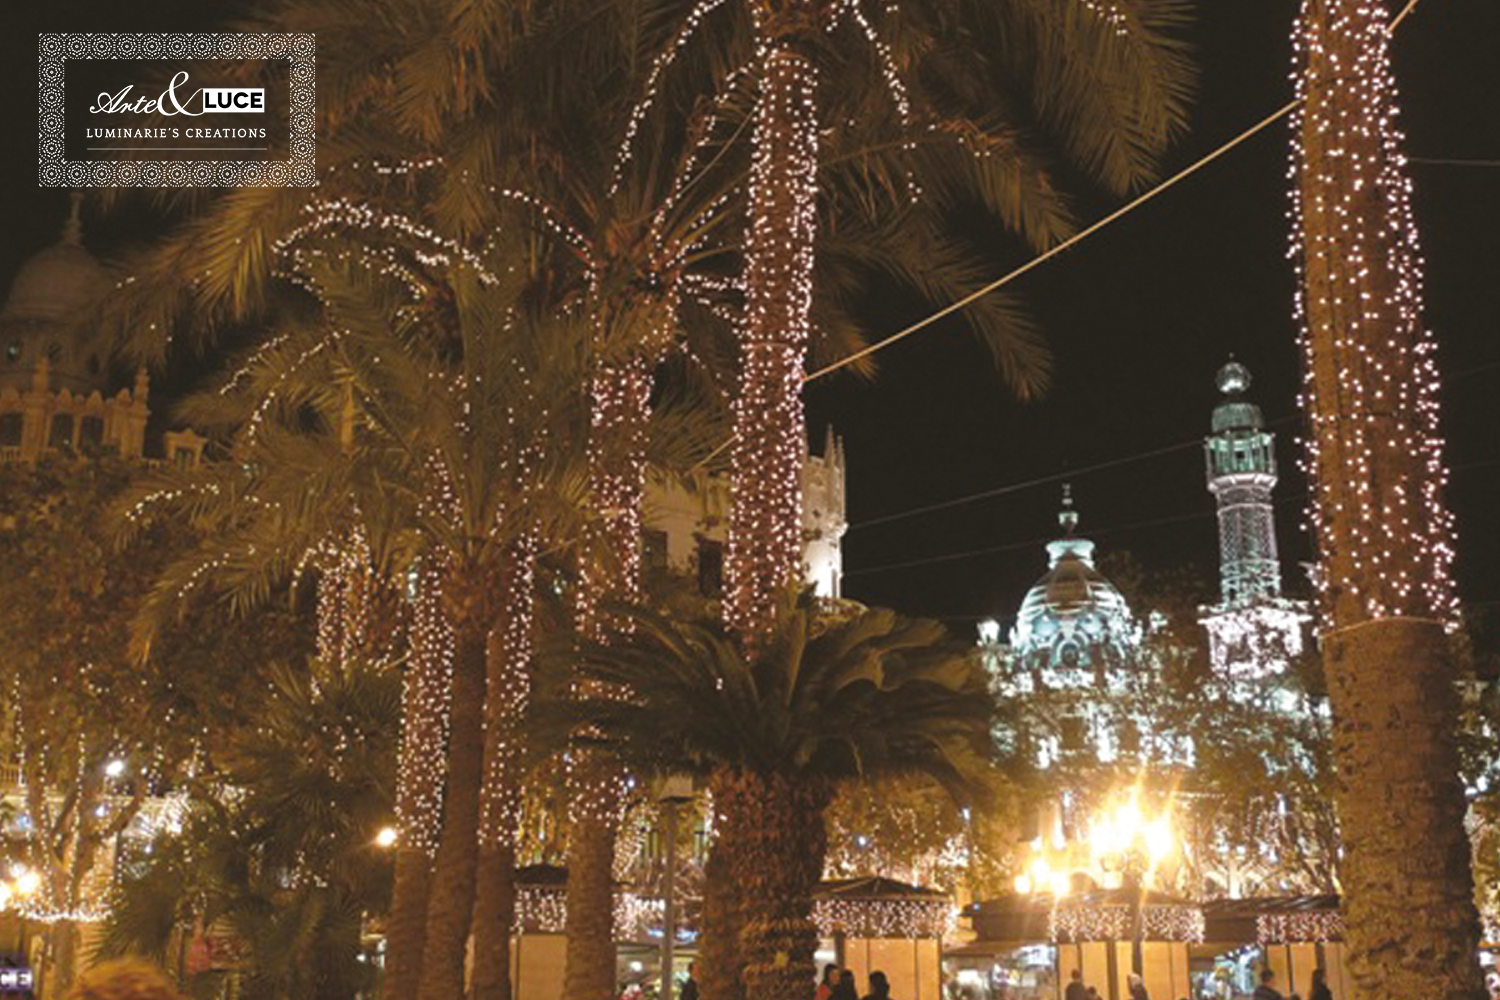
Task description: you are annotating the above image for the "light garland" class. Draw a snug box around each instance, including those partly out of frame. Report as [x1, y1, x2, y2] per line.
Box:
[1289, 0, 1456, 626]
[1257, 910, 1343, 944]
[1049, 902, 1205, 944]
[611, 0, 733, 195]
[515, 886, 569, 934]
[813, 898, 957, 939]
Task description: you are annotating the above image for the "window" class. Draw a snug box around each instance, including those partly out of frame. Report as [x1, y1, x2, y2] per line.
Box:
[642, 529, 669, 574]
[0, 413, 21, 447]
[697, 539, 724, 598]
[48, 414, 74, 449]
[174, 446, 197, 468]
[79, 415, 104, 450]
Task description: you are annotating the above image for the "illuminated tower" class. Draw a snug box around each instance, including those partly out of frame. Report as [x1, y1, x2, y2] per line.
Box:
[1206, 361, 1281, 603]
[1200, 362, 1311, 697]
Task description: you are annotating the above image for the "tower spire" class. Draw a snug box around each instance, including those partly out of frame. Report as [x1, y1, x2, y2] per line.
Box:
[1058, 483, 1078, 536]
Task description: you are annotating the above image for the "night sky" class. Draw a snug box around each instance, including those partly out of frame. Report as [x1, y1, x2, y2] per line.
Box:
[3, 2, 1497, 635]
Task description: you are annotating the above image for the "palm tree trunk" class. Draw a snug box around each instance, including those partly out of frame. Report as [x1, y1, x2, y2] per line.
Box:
[698, 770, 749, 1000]
[564, 362, 652, 1000]
[726, 30, 819, 641]
[1293, 2, 1484, 997]
[563, 759, 622, 1000]
[416, 620, 489, 1000]
[383, 567, 452, 1000]
[472, 546, 536, 1000]
[717, 768, 829, 1000]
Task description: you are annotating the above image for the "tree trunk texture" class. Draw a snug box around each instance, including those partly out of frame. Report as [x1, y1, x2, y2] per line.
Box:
[717, 769, 829, 1000]
[1294, 1, 1484, 997]
[471, 548, 535, 1000]
[471, 839, 519, 1000]
[564, 362, 652, 1000]
[1324, 620, 1482, 999]
[563, 759, 622, 1000]
[383, 568, 452, 1000]
[698, 771, 751, 1000]
[416, 623, 489, 1000]
[725, 33, 819, 641]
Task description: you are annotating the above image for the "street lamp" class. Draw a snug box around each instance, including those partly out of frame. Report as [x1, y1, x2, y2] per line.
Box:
[1087, 791, 1177, 978]
[2, 865, 40, 958]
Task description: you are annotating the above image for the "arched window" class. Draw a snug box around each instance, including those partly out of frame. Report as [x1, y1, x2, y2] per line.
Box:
[48, 413, 75, 449]
[79, 415, 104, 450]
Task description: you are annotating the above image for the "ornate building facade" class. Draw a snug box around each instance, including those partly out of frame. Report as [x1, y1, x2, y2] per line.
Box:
[0, 199, 204, 467]
[978, 360, 1324, 900]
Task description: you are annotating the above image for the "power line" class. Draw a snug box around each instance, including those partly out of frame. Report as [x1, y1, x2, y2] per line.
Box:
[846, 455, 1500, 580]
[808, 0, 1431, 384]
[851, 350, 1500, 533]
[852, 415, 1299, 532]
[804, 103, 1299, 382]
[688, 0, 1432, 474]
[852, 437, 1204, 531]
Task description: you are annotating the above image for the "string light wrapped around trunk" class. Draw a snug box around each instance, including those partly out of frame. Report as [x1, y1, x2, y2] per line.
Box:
[396, 559, 454, 860]
[726, 39, 819, 640]
[1289, 0, 1456, 626]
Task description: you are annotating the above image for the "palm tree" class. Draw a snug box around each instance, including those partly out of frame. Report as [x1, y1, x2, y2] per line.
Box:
[1290, 1, 1485, 996]
[123, 230, 592, 1000]
[597, 0, 1195, 641]
[99, 656, 401, 1000]
[553, 592, 993, 1000]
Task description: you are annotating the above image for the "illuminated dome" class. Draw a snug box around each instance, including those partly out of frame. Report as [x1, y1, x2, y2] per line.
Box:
[0, 196, 111, 393]
[1010, 488, 1138, 676]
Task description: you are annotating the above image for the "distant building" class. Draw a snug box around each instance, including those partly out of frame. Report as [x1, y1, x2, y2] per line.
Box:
[980, 487, 1160, 771]
[1198, 361, 1313, 706]
[0, 197, 204, 467]
[643, 425, 846, 600]
[976, 360, 1321, 898]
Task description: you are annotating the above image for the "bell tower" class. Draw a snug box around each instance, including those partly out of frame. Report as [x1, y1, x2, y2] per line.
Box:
[1205, 360, 1282, 604]
[1199, 361, 1312, 698]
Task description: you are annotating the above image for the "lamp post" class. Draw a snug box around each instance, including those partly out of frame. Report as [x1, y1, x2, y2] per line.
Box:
[1088, 793, 1175, 980]
[656, 775, 695, 1000]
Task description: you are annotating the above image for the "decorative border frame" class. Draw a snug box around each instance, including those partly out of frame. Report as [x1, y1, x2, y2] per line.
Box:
[38, 32, 316, 187]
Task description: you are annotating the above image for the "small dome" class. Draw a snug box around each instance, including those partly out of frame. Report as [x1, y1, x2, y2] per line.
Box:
[1211, 360, 1265, 433]
[0, 197, 111, 393]
[1216, 360, 1251, 396]
[1010, 491, 1138, 675]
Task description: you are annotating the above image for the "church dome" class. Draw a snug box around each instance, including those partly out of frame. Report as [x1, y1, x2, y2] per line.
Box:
[1010, 490, 1138, 675]
[0, 197, 111, 393]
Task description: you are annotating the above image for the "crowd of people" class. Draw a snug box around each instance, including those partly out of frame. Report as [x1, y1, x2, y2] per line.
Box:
[1060, 966, 1334, 1000]
[813, 964, 898, 1000]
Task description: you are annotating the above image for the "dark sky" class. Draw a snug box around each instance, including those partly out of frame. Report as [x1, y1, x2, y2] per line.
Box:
[809, 0, 1500, 632]
[3, 1, 1498, 635]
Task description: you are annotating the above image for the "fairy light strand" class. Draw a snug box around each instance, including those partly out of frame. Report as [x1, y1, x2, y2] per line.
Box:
[725, 38, 819, 640]
[1288, 0, 1456, 626]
